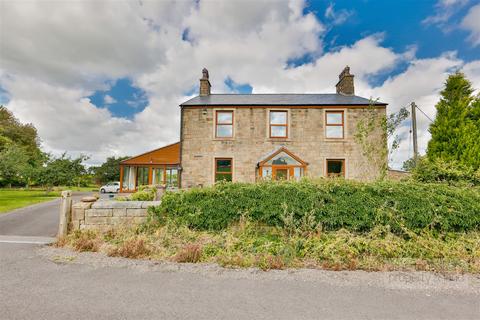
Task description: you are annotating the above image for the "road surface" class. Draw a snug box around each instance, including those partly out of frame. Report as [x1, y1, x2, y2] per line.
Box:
[0, 243, 478, 320]
[0, 192, 91, 237]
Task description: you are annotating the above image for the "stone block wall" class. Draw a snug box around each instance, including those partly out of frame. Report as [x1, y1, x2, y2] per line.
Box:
[70, 200, 161, 231]
[180, 106, 387, 188]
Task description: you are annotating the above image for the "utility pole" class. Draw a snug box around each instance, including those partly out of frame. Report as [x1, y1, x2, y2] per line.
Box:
[411, 102, 418, 164]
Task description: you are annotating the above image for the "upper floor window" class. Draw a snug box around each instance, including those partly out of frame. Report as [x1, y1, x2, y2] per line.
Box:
[269, 111, 288, 138]
[325, 111, 344, 139]
[215, 111, 233, 138]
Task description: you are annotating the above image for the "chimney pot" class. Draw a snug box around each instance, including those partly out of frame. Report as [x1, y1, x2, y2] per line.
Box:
[336, 66, 355, 95]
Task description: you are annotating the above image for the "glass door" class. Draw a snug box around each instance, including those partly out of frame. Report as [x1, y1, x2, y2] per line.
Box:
[273, 167, 291, 180]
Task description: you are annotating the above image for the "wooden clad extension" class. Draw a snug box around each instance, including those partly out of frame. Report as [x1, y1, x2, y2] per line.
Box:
[119, 142, 180, 192]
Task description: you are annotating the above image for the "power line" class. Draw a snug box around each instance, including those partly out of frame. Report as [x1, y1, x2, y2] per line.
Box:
[414, 105, 434, 123]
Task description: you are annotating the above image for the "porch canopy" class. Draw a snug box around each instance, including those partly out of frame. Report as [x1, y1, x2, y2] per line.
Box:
[120, 142, 180, 192]
[257, 146, 308, 180]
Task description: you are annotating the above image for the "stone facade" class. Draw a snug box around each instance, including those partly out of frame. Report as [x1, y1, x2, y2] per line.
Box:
[70, 200, 161, 231]
[180, 106, 387, 188]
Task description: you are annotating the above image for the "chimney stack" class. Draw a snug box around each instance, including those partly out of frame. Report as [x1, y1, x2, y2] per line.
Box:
[199, 68, 211, 96]
[335, 66, 354, 95]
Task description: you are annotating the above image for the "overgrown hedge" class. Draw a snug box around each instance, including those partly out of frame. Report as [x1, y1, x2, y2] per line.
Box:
[149, 179, 480, 233]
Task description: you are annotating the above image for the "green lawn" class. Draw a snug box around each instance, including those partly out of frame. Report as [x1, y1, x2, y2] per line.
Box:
[0, 189, 61, 213]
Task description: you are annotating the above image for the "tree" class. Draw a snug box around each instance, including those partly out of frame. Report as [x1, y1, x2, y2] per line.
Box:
[0, 106, 42, 160]
[402, 157, 417, 172]
[354, 101, 409, 179]
[427, 72, 480, 169]
[0, 106, 45, 186]
[92, 156, 129, 184]
[38, 153, 89, 188]
[0, 144, 30, 187]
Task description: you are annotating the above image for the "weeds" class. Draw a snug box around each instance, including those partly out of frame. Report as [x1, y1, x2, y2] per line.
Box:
[107, 237, 151, 259]
[58, 219, 480, 274]
[173, 244, 202, 263]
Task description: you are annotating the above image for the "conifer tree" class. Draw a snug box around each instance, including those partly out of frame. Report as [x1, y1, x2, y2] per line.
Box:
[427, 72, 480, 169]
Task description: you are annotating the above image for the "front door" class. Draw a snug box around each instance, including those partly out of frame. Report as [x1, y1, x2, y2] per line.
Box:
[273, 167, 291, 180]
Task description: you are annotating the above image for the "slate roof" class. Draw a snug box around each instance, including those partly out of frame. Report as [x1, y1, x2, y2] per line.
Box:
[180, 94, 387, 107]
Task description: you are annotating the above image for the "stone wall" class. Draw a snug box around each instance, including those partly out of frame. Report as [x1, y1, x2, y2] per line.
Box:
[70, 200, 161, 231]
[387, 169, 411, 181]
[180, 106, 387, 188]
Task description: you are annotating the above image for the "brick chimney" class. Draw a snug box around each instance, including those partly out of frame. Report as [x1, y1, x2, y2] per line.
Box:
[199, 68, 211, 96]
[335, 66, 354, 95]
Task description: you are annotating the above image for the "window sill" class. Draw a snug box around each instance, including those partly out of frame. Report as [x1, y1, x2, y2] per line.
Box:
[267, 137, 291, 142]
[323, 138, 346, 142]
[213, 137, 235, 141]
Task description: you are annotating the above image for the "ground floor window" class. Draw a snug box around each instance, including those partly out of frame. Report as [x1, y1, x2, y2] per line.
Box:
[326, 159, 345, 177]
[137, 167, 150, 186]
[120, 164, 179, 191]
[152, 167, 164, 185]
[122, 166, 136, 190]
[215, 158, 233, 182]
[166, 168, 178, 187]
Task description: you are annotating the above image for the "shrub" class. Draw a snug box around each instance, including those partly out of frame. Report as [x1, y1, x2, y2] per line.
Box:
[150, 179, 480, 233]
[130, 185, 157, 201]
[412, 157, 480, 186]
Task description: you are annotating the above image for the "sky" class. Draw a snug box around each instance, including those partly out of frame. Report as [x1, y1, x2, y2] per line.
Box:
[1, 0, 480, 168]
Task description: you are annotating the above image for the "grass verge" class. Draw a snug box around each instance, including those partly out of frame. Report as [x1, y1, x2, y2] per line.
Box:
[57, 219, 480, 273]
[0, 189, 61, 213]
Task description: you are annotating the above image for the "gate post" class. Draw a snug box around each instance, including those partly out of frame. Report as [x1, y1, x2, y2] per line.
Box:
[58, 190, 72, 238]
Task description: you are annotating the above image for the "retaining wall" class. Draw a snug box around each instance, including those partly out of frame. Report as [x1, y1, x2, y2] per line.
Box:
[70, 200, 161, 231]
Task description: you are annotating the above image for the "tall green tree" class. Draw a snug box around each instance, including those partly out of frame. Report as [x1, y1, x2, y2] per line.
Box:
[92, 156, 129, 184]
[0, 106, 45, 186]
[0, 106, 42, 159]
[427, 72, 480, 169]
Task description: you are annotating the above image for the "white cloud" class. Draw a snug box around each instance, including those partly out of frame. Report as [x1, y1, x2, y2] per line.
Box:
[461, 4, 480, 46]
[0, 0, 479, 170]
[104, 95, 116, 104]
[422, 0, 469, 31]
[325, 3, 354, 25]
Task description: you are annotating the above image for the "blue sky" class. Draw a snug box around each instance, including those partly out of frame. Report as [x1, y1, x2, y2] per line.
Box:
[88, 78, 148, 119]
[1, 0, 479, 166]
[314, 0, 479, 61]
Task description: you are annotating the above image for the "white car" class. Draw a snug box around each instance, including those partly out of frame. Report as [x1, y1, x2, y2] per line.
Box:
[100, 181, 120, 193]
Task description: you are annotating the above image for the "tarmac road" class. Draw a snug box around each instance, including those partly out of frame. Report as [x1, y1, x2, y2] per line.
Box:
[0, 192, 91, 237]
[0, 243, 478, 320]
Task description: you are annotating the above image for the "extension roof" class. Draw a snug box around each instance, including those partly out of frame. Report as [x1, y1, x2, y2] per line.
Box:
[120, 142, 180, 165]
[180, 94, 387, 107]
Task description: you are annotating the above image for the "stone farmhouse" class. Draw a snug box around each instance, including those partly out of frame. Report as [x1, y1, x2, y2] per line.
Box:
[119, 67, 387, 192]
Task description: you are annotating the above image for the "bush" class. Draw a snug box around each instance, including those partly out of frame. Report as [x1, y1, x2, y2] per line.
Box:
[130, 185, 157, 201]
[412, 157, 480, 186]
[150, 179, 480, 233]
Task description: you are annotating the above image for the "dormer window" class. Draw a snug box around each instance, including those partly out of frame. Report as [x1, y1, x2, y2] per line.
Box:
[215, 110, 233, 138]
[269, 110, 288, 138]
